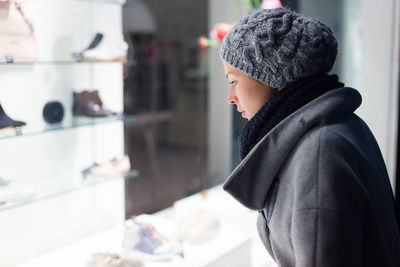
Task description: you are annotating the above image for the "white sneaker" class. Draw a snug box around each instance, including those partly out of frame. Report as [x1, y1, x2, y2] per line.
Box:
[0, 177, 35, 204]
[174, 210, 220, 244]
[123, 218, 184, 261]
[82, 34, 128, 62]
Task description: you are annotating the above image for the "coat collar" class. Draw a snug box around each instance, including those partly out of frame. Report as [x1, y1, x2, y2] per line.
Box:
[222, 87, 362, 210]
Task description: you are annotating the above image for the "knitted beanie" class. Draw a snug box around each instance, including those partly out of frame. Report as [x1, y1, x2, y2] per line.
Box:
[220, 8, 338, 88]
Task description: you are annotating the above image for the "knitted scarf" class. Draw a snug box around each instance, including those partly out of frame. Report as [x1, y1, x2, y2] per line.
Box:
[239, 74, 344, 160]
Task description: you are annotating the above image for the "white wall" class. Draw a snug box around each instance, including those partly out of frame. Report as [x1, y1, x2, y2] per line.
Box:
[340, 0, 363, 90]
[207, 0, 247, 185]
[0, 0, 125, 265]
[359, 0, 400, 185]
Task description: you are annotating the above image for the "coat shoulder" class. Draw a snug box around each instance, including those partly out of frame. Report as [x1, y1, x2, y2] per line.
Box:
[280, 116, 371, 211]
[294, 115, 365, 159]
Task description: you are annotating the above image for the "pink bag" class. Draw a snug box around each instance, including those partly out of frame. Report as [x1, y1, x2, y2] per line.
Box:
[0, 0, 38, 63]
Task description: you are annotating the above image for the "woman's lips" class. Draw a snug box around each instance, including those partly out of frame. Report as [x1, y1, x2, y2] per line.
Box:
[237, 108, 246, 118]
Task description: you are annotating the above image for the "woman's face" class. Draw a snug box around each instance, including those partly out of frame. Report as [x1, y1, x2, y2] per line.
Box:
[222, 60, 277, 120]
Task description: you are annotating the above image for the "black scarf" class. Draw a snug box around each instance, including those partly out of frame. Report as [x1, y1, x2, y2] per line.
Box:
[239, 73, 344, 160]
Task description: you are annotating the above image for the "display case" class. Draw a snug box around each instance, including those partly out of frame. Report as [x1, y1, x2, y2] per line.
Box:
[0, 0, 137, 265]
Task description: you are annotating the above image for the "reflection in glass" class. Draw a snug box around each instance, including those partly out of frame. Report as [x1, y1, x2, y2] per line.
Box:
[123, 0, 208, 216]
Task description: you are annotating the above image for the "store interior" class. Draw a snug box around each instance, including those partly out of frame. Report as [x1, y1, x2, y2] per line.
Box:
[0, 0, 399, 266]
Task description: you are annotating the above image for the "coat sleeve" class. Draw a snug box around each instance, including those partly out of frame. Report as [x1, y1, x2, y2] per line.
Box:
[291, 208, 363, 267]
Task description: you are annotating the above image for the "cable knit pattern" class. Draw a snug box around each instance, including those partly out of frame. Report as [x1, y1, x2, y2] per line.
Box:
[221, 8, 338, 88]
[239, 74, 344, 160]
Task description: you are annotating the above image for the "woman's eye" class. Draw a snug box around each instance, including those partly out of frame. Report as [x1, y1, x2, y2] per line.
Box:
[229, 81, 237, 85]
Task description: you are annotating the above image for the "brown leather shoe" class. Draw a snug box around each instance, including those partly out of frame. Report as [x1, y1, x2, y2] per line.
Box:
[72, 90, 111, 117]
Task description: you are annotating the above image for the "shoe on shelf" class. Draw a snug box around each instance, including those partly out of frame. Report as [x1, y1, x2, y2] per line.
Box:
[72, 33, 128, 62]
[0, 177, 35, 205]
[72, 33, 103, 61]
[0, 103, 26, 135]
[174, 209, 220, 244]
[81, 155, 131, 178]
[72, 90, 117, 118]
[86, 252, 143, 267]
[123, 218, 184, 261]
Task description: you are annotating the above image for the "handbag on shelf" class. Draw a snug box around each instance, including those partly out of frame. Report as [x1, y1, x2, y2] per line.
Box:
[0, 0, 10, 19]
[0, 0, 38, 63]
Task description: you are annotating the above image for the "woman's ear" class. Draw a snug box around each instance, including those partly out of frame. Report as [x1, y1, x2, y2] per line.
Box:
[270, 87, 279, 93]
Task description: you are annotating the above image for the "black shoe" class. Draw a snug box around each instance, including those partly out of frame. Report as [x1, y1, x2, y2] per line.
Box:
[0, 104, 26, 130]
[72, 33, 104, 61]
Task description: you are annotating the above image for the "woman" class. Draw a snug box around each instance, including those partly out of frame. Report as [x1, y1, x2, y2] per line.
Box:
[220, 8, 400, 266]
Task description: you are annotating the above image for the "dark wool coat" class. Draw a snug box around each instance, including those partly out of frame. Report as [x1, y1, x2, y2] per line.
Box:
[223, 87, 400, 266]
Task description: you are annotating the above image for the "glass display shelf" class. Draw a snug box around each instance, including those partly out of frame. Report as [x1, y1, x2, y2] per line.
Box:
[17, 0, 136, 8]
[76, 0, 136, 8]
[0, 169, 139, 212]
[0, 115, 136, 141]
[0, 60, 136, 66]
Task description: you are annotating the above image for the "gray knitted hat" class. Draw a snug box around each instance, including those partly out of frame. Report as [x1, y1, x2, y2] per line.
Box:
[220, 8, 338, 88]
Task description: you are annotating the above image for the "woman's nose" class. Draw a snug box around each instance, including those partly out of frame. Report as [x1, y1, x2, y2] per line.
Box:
[227, 88, 238, 104]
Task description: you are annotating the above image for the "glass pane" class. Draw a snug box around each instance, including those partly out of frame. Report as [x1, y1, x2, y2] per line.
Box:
[0, 0, 130, 211]
[122, 0, 208, 216]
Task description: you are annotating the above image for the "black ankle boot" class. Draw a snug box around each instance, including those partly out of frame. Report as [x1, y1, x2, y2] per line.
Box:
[0, 104, 26, 130]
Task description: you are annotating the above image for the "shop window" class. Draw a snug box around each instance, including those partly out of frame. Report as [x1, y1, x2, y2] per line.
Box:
[122, 0, 208, 217]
